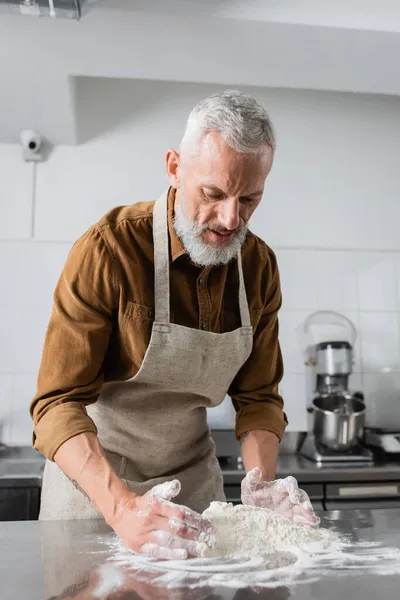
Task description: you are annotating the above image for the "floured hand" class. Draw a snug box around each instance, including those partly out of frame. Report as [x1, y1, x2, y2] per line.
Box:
[108, 479, 216, 560]
[241, 467, 320, 526]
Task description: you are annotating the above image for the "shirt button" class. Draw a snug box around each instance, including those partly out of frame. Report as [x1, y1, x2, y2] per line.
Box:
[198, 277, 205, 286]
[201, 322, 208, 331]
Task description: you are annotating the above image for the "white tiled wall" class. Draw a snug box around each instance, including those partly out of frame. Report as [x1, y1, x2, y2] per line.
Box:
[0, 146, 34, 240]
[209, 244, 400, 433]
[1, 81, 400, 444]
[278, 251, 400, 431]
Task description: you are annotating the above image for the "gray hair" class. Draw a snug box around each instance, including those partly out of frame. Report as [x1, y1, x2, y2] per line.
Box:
[180, 90, 276, 157]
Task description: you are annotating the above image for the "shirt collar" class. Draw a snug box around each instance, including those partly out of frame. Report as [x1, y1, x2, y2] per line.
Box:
[167, 186, 186, 262]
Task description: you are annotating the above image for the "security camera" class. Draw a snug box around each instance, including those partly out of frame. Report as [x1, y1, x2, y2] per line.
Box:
[20, 130, 43, 161]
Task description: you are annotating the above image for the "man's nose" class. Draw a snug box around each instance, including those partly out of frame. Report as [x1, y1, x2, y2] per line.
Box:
[219, 197, 240, 231]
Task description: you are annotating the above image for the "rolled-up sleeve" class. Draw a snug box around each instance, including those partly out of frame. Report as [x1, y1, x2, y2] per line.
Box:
[30, 226, 118, 460]
[229, 250, 288, 441]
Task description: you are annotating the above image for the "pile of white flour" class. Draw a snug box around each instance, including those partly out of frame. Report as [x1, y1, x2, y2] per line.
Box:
[202, 501, 336, 560]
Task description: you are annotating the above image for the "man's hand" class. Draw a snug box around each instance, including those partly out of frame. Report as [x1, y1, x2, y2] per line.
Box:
[241, 467, 320, 526]
[107, 479, 215, 560]
[54, 433, 215, 560]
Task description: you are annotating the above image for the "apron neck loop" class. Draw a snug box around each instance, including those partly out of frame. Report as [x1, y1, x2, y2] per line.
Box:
[153, 189, 171, 323]
[153, 189, 251, 328]
[237, 251, 251, 328]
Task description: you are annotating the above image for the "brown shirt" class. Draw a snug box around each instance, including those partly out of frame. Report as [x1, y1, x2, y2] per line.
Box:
[30, 188, 288, 460]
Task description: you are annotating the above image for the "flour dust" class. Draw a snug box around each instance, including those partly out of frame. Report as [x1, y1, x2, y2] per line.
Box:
[90, 501, 400, 595]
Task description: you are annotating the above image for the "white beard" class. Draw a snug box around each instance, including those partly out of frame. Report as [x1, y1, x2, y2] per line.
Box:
[173, 199, 248, 267]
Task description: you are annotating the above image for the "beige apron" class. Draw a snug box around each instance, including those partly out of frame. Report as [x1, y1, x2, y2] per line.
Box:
[39, 189, 253, 519]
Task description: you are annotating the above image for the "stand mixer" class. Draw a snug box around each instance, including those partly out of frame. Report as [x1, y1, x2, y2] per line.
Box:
[299, 311, 373, 463]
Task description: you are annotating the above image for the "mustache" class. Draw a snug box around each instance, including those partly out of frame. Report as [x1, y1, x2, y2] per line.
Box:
[197, 222, 243, 235]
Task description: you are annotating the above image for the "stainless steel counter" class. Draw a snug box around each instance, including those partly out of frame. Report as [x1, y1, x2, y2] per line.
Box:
[1, 510, 400, 599]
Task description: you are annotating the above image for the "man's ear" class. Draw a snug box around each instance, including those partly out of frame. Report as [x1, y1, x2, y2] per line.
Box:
[165, 149, 181, 188]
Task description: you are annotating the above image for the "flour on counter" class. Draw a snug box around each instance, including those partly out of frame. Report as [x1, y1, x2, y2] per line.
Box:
[90, 502, 400, 593]
[202, 501, 336, 560]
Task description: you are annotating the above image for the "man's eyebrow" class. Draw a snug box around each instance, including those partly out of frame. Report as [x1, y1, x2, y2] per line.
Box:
[203, 185, 225, 193]
[203, 186, 263, 197]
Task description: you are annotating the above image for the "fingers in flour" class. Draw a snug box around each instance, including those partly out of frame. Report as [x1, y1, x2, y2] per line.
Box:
[169, 518, 217, 551]
[140, 542, 188, 561]
[292, 481, 320, 526]
[169, 518, 204, 539]
[152, 530, 210, 557]
[137, 511, 212, 544]
[151, 495, 214, 534]
[242, 467, 262, 492]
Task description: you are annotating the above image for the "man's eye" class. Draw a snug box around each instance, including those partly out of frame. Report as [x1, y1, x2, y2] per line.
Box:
[205, 193, 224, 201]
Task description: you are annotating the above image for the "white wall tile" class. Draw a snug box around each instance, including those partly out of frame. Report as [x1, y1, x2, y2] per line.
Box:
[356, 253, 397, 311]
[348, 373, 364, 396]
[206, 395, 236, 430]
[0, 375, 13, 444]
[0, 145, 33, 240]
[275, 250, 319, 311]
[317, 251, 359, 311]
[0, 307, 50, 374]
[363, 373, 400, 430]
[279, 374, 307, 431]
[4, 80, 400, 250]
[34, 80, 180, 242]
[9, 375, 36, 446]
[359, 312, 400, 373]
[0, 242, 70, 308]
[279, 310, 310, 374]
[34, 143, 150, 242]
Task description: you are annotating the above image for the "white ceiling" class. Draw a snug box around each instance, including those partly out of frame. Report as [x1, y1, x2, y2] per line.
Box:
[2, 1, 400, 144]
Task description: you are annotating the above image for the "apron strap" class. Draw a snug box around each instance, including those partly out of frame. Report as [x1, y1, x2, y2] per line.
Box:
[237, 250, 251, 328]
[153, 189, 171, 323]
[153, 188, 252, 328]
